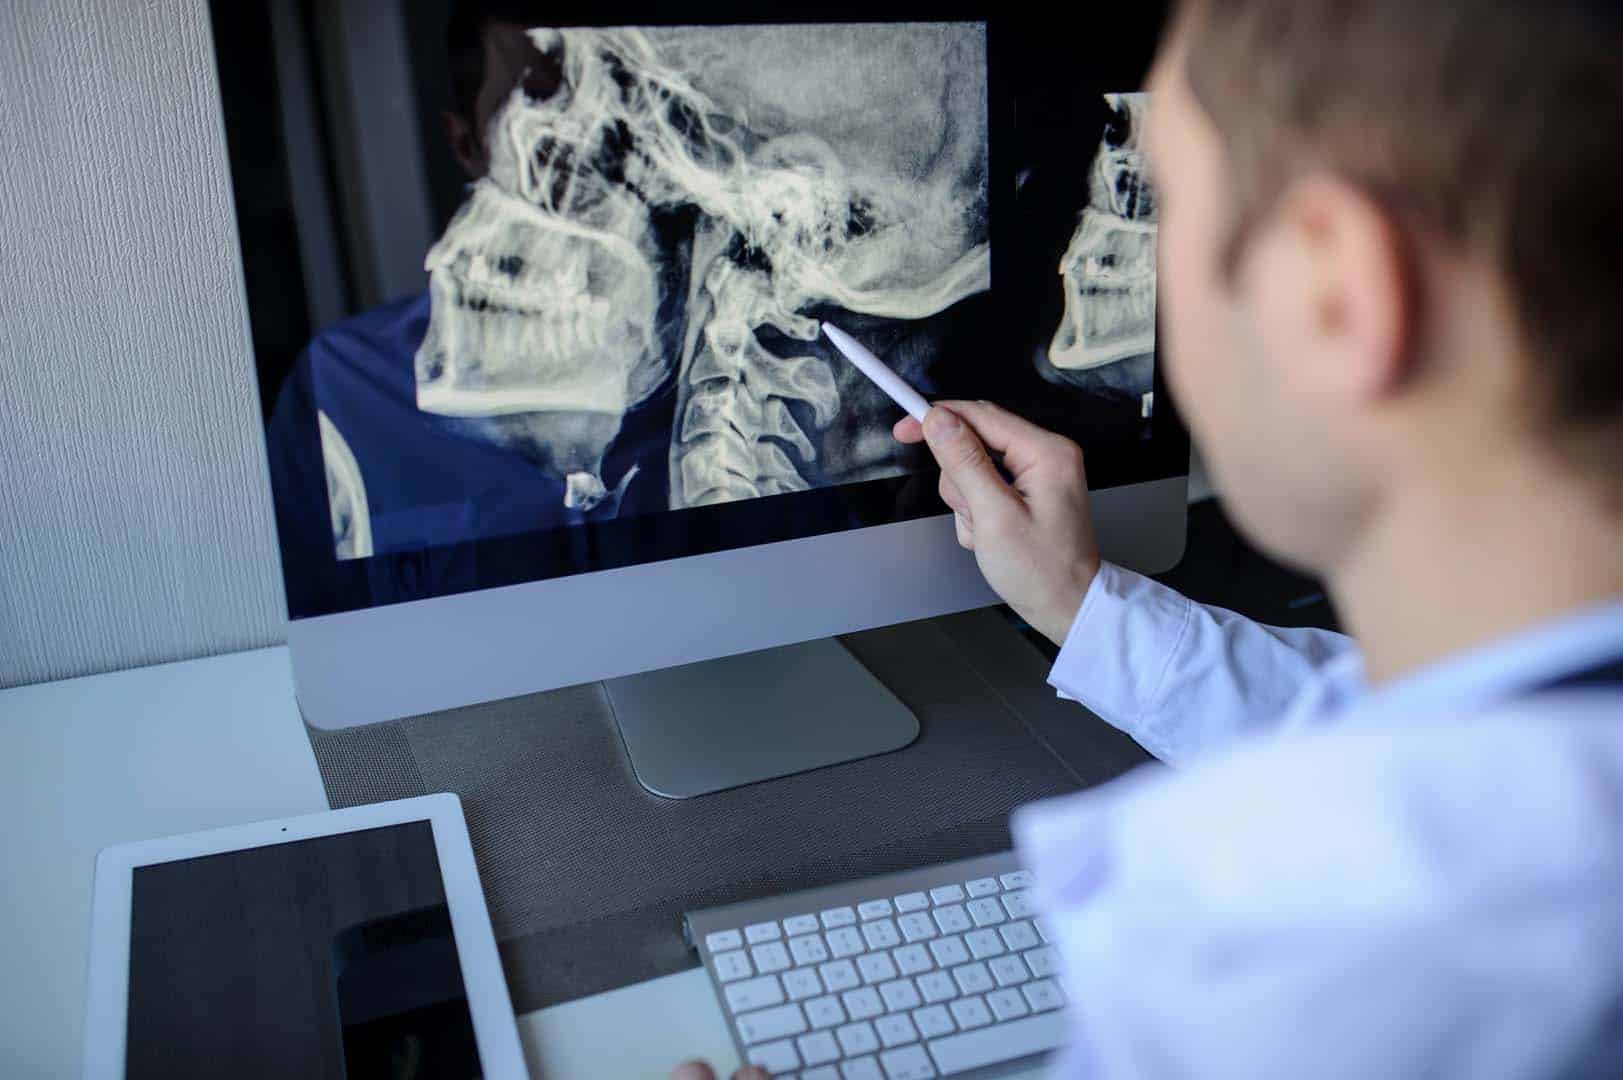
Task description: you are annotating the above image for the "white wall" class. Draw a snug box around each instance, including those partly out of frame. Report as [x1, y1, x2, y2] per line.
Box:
[0, 0, 286, 687]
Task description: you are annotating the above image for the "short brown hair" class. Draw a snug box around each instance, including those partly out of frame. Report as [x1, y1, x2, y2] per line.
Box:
[1177, 0, 1623, 484]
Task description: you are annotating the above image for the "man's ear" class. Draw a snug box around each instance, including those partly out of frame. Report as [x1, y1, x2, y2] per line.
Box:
[443, 110, 487, 180]
[1279, 174, 1418, 405]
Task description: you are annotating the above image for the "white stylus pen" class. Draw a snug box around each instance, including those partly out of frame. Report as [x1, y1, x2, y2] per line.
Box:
[820, 321, 932, 422]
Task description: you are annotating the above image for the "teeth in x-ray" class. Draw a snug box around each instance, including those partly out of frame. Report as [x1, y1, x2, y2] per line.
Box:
[1049, 92, 1159, 372]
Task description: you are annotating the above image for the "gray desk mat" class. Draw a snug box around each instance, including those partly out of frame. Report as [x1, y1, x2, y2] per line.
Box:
[306, 608, 1154, 1012]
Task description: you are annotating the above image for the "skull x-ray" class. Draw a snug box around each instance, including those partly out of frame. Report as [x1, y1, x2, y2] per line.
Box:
[404, 22, 989, 541]
[1034, 93, 1158, 418]
[223, 4, 1173, 592]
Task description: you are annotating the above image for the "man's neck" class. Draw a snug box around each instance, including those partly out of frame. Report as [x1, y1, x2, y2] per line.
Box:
[1330, 451, 1623, 688]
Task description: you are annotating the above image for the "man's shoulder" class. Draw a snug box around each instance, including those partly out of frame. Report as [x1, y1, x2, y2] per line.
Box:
[304, 291, 431, 375]
[1021, 697, 1623, 921]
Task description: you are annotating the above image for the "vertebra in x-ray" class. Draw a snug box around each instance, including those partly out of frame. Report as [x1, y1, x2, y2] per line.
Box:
[1049, 93, 1157, 373]
[414, 23, 990, 512]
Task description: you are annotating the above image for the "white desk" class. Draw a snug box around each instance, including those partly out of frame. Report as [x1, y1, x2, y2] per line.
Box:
[4, 646, 1051, 1079]
[0, 646, 746, 1079]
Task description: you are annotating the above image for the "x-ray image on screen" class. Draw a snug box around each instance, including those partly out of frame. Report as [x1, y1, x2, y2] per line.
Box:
[1026, 93, 1157, 420]
[309, 21, 989, 562]
[216, 3, 1179, 612]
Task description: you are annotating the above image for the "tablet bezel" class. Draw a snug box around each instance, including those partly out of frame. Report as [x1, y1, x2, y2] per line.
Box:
[82, 793, 526, 1079]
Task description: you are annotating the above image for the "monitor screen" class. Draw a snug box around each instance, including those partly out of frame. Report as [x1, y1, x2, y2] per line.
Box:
[125, 822, 480, 1080]
[211, 2, 1181, 619]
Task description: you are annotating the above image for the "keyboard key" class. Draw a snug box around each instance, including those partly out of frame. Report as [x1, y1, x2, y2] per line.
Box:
[999, 921, 1040, 952]
[804, 1067, 841, 1080]
[842, 987, 884, 1021]
[895, 892, 929, 913]
[966, 898, 1007, 928]
[928, 936, 969, 968]
[841, 1056, 883, 1080]
[748, 1038, 799, 1073]
[752, 942, 791, 974]
[706, 929, 743, 952]
[912, 1005, 955, 1039]
[879, 1044, 936, 1079]
[893, 944, 933, 975]
[805, 995, 846, 1029]
[784, 968, 823, 1001]
[951, 962, 994, 996]
[798, 1030, 841, 1067]
[875, 1012, 919, 1048]
[714, 950, 752, 982]
[1002, 890, 1036, 919]
[987, 988, 1030, 1021]
[827, 926, 866, 959]
[790, 934, 831, 966]
[1034, 918, 1050, 943]
[879, 978, 922, 1012]
[932, 905, 972, 935]
[999, 870, 1034, 890]
[858, 899, 894, 919]
[929, 885, 965, 905]
[857, 952, 898, 984]
[966, 877, 1000, 898]
[1023, 979, 1065, 1012]
[836, 1020, 881, 1056]
[725, 974, 785, 1013]
[916, 971, 957, 1004]
[820, 959, 861, 992]
[746, 921, 782, 944]
[990, 954, 1031, 987]
[926, 1012, 1069, 1074]
[948, 996, 992, 1030]
[784, 914, 821, 936]
[898, 913, 937, 943]
[822, 906, 858, 929]
[1025, 946, 1060, 978]
[964, 929, 1005, 960]
[862, 919, 902, 950]
[737, 1003, 808, 1045]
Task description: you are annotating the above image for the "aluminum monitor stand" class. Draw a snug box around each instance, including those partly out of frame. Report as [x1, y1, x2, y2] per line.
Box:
[604, 637, 918, 799]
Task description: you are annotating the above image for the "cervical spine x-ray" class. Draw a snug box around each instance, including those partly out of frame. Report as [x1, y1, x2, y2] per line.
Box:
[311, 21, 1156, 560]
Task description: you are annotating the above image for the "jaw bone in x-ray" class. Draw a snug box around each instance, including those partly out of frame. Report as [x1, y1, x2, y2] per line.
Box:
[1047, 93, 1157, 381]
[413, 23, 990, 513]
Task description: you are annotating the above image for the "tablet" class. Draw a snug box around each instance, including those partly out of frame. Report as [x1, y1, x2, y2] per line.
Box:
[83, 793, 526, 1079]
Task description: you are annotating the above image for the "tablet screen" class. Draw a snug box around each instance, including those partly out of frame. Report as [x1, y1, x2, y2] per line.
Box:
[125, 820, 482, 1080]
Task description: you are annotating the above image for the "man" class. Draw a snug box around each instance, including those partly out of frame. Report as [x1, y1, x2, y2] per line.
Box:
[674, 0, 1623, 1076]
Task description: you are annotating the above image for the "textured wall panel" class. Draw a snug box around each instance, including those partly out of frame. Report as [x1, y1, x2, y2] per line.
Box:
[0, 0, 287, 687]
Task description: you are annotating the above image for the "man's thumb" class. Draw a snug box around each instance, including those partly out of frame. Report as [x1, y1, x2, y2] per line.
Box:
[922, 406, 1014, 512]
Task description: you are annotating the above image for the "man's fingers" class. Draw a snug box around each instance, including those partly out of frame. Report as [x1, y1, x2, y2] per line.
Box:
[893, 416, 924, 444]
[669, 1062, 716, 1080]
[732, 1069, 770, 1080]
[954, 512, 974, 550]
[939, 473, 969, 518]
[922, 406, 1021, 520]
[934, 399, 1076, 475]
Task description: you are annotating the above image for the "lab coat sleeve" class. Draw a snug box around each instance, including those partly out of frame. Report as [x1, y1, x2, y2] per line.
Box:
[1047, 561, 1354, 764]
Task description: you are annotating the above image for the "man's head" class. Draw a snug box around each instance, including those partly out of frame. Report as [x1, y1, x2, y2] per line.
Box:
[443, 1, 562, 178]
[1146, 1, 1623, 574]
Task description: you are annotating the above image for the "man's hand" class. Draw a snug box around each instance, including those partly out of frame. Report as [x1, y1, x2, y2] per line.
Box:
[669, 1063, 768, 1080]
[895, 401, 1101, 646]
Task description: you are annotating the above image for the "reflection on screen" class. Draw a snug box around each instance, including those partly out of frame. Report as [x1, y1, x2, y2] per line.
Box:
[126, 822, 481, 1080]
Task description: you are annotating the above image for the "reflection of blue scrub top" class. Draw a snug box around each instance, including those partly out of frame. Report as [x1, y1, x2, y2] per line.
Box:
[266, 293, 670, 613]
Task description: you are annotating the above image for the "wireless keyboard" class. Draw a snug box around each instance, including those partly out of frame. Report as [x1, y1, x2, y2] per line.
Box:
[683, 851, 1067, 1078]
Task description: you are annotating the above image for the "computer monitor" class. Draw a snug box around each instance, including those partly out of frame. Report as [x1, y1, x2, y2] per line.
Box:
[211, 1, 1185, 795]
